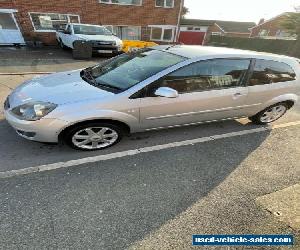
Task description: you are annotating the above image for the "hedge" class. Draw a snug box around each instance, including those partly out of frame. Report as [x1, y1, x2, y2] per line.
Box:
[208, 35, 300, 58]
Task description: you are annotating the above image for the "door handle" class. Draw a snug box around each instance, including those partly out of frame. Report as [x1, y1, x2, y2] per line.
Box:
[232, 92, 244, 99]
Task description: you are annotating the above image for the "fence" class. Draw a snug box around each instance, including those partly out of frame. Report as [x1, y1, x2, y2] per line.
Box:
[208, 36, 300, 58]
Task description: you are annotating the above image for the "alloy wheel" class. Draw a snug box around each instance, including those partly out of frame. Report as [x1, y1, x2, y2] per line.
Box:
[260, 104, 287, 123]
[71, 127, 119, 150]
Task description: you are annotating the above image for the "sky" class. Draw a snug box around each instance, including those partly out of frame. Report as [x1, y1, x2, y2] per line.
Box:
[184, 0, 300, 24]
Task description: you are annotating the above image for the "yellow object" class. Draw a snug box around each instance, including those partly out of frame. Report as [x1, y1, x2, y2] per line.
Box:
[122, 40, 158, 53]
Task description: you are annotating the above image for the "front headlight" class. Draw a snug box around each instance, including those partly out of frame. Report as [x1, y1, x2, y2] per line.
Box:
[117, 41, 123, 50]
[11, 101, 57, 121]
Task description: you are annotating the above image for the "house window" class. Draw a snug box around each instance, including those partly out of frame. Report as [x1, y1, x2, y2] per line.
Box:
[155, 0, 174, 8]
[150, 26, 175, 42]
[258, 29, 269, 37]
[275, 29, 292, 38]
[151, 27, 163, 40]
[0, 13, 18, 30]
[100, 0, 142, 6]
[29, 13, 80, 32]
[183, 26, 208, 32]
[105, 25, 141, 40]
[163, 29, 173, 40]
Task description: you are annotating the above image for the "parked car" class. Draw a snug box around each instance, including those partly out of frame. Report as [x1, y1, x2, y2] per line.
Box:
[4, 46, 300, 150]
[56, 23, 123, 55]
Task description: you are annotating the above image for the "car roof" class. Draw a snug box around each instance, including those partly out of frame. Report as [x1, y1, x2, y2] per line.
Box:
[153, 45, 298, 63]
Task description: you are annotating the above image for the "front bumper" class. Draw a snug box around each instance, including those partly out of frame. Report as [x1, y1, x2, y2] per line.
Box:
[90, 41, 122, 54]
[4, 109, 69, 143]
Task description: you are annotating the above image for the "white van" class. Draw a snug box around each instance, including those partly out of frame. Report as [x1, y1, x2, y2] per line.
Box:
[56, 23, 123, 55]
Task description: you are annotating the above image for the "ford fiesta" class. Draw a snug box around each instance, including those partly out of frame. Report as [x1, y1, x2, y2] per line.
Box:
[4, 46, 300, 150]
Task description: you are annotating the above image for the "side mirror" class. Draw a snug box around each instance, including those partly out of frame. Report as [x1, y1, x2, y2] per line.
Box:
[64, 30, 71, 35]
[155, 87, 179, 98]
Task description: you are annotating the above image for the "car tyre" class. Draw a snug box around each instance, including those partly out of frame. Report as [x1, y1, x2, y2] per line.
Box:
[64, 122, 123, 151]
[249, 102, 288, 125]
[59, 39, 68, 50]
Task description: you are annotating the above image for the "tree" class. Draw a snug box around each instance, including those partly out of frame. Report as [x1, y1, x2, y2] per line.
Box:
[181, 6, 189, 19]
[280, 13, 300, 39]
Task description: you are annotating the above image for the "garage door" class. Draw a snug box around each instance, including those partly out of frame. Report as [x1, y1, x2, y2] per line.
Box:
[178, 31, 206, 45]
[0, 10, 25, 45]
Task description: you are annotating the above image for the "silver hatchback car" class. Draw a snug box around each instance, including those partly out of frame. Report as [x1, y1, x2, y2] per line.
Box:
[4, 45, 300, 150]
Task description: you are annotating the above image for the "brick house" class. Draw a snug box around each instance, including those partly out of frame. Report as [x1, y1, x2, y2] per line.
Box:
[0, 0, 183, 45]
[179, 19, 256, 45]
[250, 13, 297, 40]
[209, 20, 256, 38]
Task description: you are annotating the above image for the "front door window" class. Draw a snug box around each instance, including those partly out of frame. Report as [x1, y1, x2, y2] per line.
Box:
[146, 59, 251, 96]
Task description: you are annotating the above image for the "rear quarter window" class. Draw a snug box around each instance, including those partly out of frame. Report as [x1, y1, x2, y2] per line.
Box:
[249, 59, 296, 86]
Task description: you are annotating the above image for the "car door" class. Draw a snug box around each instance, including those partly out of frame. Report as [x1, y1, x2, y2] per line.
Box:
[60, 24, 73, 48]
[139, 58, 251, 130]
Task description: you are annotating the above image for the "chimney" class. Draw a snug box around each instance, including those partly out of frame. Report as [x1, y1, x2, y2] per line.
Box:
[258, 18, 265, 25]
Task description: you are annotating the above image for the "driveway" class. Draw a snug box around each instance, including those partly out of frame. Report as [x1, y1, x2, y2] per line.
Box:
[0, 46, 101, 73]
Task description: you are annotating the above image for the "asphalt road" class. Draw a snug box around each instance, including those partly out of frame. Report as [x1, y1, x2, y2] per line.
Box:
[0, 126, 299, 249]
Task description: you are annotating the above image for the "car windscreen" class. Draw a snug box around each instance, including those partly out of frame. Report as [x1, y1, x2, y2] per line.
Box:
[73, 25, 112, 35]
[89, 49, 186, 91]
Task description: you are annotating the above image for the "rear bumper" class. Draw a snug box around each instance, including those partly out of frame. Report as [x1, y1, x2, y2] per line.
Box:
[4, 110, 69, 143]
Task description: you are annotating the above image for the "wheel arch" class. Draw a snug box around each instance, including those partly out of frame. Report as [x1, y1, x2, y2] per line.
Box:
[58, 118, 131, 141]
[284, 100, 296, 109]
[265, 94, 298, 110]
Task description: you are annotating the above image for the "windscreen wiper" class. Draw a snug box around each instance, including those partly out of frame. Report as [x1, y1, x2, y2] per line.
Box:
[81, 68, 122, 92]
[80, 68, 97, 85]
[96, 82, 122, 91]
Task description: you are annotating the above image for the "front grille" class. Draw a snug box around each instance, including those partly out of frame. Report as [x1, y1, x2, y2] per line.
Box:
[4, 96, 10, 110]
[92, 40, 116, 46]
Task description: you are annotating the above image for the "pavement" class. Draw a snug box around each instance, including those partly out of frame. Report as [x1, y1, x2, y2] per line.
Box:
[257, 184, 300, 231]
[0, 48, 300, 249]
